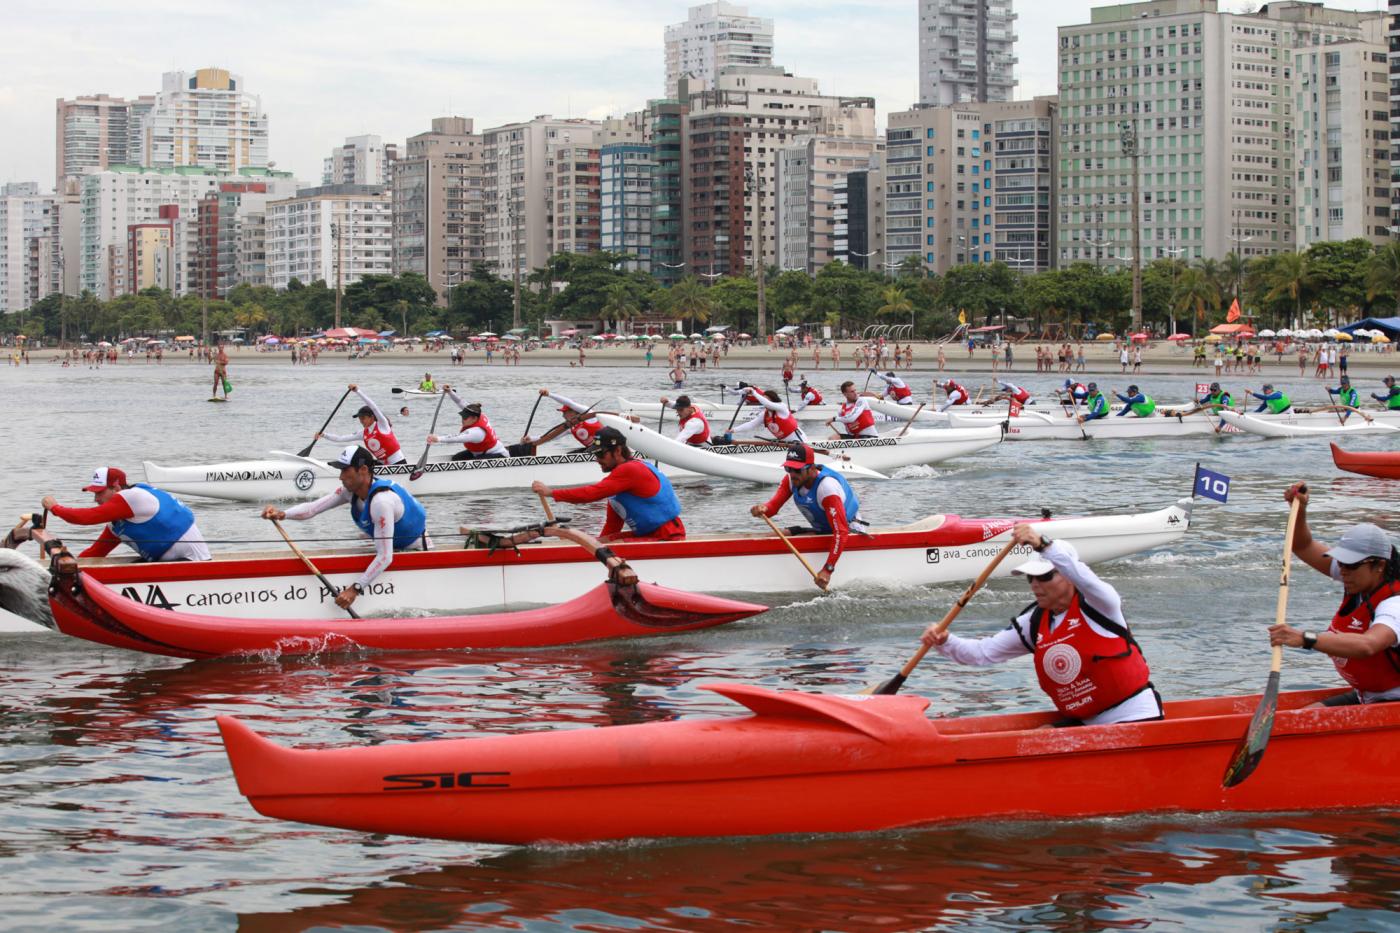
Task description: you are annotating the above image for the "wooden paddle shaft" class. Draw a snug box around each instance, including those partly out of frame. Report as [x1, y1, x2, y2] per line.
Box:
[759, 512, 821, 583]
[1271, 496, 1303, 675]
[269, 518, 360, 619]
[896, 404, 925, 438]
[537, 491, 556, 523]
[893, 538, 1018, 680]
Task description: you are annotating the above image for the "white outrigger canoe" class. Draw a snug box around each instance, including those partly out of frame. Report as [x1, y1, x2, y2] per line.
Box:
[76, 499, 1194, 619]
[948, 405, 1400, 441]
[598, 414, 1001, 474]
[1218, 411, 1400, 438]
[619, 396, 849, 424]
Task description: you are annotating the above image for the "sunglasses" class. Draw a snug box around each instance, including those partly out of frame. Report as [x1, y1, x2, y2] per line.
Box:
[1027, 570, 1058, 584]
[1337, 558, 1380, 571]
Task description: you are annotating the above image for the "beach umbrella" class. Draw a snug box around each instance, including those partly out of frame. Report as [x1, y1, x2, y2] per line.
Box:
[648, 334, 663, 341]
[264, 336, 281, 344]
[1205, 334, 1223, 343]
[1276, 328, 1292, 337]
[478, 331, 497, 338]
[712, 333, 727, 339]
[690, 333, 705, 339]
[669, 333, 686, 340]
[1257, 329, 1276, 338]
[502, 334, 521, 341]
[1095, 333, 1116, 341]
[1374, 334, 1392, 343]
[1129, 332, 1149, 341]
[1333, 332, 1353, 341]
[737, 333, 752, 339]
[1166, 333, 1191, 341]
[97, 341, 112, 347]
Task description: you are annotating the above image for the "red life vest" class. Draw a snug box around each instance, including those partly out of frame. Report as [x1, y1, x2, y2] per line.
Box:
[570, 417, 602, 447]
[680, 411, 710, 445]
[838, 400, 876, 434]
[887, 381, 913, 402]
[461, 413, 501, 455]
[945, 382, 968, 405]
[763, 407, 800, 439]
[1329, 580, 1400, 694]
[1068, 382, 1087, 397]
[802, 388, 823, 406]
[362, 422, 402, 463]
[1023, 590, 1151, 720]
[1007, 384, 1031, 404]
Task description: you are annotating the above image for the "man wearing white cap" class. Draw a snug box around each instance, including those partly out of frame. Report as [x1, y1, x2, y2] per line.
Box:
[43, 468, 210, 561]
[936, 378, 970, 412]
[1269, 483, 1400, 705]
[920, 523, 1161, 726]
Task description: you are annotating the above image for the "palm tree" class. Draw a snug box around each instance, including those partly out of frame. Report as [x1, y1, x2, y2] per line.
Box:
[1221, 251, 1248, 302]
[1263, 251, 1315, 329]
[664, 276, 712, 334]
[1194, 257, 1227, 303]
[600, 284, 640, 334]
[1172, 267, 1220, 325]
[876, 284, 914, 322]
[1365, 242, 1400, 313]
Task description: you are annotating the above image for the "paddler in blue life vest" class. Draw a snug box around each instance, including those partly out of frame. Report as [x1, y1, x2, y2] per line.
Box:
[1250, 383, 1291, 414]
[532, 427, 685, 542]
[920, 523, 1163, 726]
[1326, 375, 1360, 419]
[1268, 482, 1400, 707]
[750, 442, 864, 591]
[42, 466, 211, 561]
[1076, 382, 1110, 423]
[1114, 385, 1156, 417]
[1372, 375, 1400, 410]
[259, 445, 430, 611]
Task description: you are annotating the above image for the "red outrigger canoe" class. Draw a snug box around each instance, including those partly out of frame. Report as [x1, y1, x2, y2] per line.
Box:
[1331, 442, 1400, 480]
[218, 683, 1400, 845]
[48, 570, 767, 660]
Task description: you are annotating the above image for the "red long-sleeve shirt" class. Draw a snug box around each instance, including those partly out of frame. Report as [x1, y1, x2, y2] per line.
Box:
[551, 459, 684, 541]
[51, 498, 136, 558]
[761, 475, 851, 570]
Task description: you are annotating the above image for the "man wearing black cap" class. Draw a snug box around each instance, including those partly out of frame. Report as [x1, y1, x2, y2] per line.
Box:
[791, 379, 823, 413]
[1326, 375, 1359, 419]
[664, 396, 711, 446]
[1372, 375, 1400, 410]
[1113, 384, 1156, 417]
[750, 443, 863, 591]
[1076, 383, 1109, 423]
[532, 428, 685, 542]
[260, 445, 429, 610]
[1269, 482, 1400, 706]
[1196, 382, 1233, 414]
[1249, 383, 1290, 414]
[427, 385, 508, 459]
[317, 384, 408, 465]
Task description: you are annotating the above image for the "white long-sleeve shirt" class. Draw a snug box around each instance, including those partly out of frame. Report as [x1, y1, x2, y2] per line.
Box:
[546, 391, 590, 415]
[937, 387, 969, 412]
[792, 388, 822, 413]
[875, 371, 912, 403]
[831, 395, 878, 436]
[674, 416, 708, 445]
[433, 388, 508, 455]
[283, 486, 431, 588]
[936, 540, 1161, 724]
[733, 390, 806, 440]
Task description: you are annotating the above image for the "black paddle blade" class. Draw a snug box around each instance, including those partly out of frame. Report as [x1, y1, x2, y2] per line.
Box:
[1222, 670, 1280, 788]
[296, 442, 316, 458]
[409, 470, 424, 482]
[871, 672, 908, 696]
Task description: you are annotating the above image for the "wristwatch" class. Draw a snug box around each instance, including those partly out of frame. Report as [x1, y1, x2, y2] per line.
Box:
[1301, 631, 1318, 651]
[351, 582, 365, 595]
[1033, 535, 1052, 552]
[823, 562, 836, 574]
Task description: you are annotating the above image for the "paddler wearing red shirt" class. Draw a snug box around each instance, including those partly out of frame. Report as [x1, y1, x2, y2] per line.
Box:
[522, 389, 603, 449]
[750, 443, 864, 591]
[1267, 482, 1400, 706]
[532, 427, 685, 542]
[317, 384, 408, 465]
[920, 523, 1162, 726]
[42, 466, 211, 561]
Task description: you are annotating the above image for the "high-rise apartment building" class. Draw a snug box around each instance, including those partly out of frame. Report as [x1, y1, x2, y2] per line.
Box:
[1388, 0, 1400, 231]
[138, 69, 270, 174]
[323, 135, 399, 187]
[649, 100, 688, 284]
[883, 98, 1055, 275]
[1057, 0, 1384, 269]
[392, 117, 484, 303]
[195, 182, 283, 298]
[0, 183, 58, 314]
[776, 136, 883, 273]
[265, 185, 392, 291]
[54, 94, 152, 189]
[919, 0, 1019, 106]
[665, 2, 774, 99]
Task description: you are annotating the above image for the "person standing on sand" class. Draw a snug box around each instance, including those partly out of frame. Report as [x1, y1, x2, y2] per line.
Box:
[937, 344, 946, 371]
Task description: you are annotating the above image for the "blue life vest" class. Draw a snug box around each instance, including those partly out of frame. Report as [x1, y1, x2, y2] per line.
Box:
[792, 466, 860, 534]
[350, 479, 427, 550]
[110, 484, 197, 561]
[610, 462, 682, 535]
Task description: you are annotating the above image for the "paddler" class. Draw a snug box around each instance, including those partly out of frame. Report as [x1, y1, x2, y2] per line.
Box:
[869, 369, 915, 405]
[1075, 382, 1110, 423]
[1326, 376, 1360, 419]
[211, 339, 230, 400]
[936, 378, 970, 412]
[1059, 378, 1088, 403]
[418, 373, 437, 393]
[522, 389, 603, 449]
[317, 384, 408, 465]
[260, 445, 430, 611]
[666, 395, 711, 445]
[730, 387, 806, 443]
[1268, 482, 1400, 706]
[1197, 382, 1233, 413]
[532, 427, 685, 542]
[1371, 375, 1400, 410]
[1114, 385, 1156, 417]
[750, 442, 864, 591]
[920, 523, 1162, 725]
[990, 377, 1033, 408]
[827, 380, 879, 438]
[792, 378, 824, 413]
[1250, 383, 1291, 414]
[427, 400, 508, 459]
[42, 467, 211, 561]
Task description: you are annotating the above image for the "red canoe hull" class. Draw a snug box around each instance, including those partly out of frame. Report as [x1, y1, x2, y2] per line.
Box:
[218, 683, 1400, 845]
[50, 572, 766, 659]
[1331, 442, 1400, 479]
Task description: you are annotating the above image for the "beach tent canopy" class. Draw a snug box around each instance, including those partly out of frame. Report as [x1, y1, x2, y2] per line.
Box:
[1340, 317, 1400, 340]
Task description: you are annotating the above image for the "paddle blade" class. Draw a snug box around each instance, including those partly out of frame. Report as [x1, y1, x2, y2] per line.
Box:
[1221, 670, 1280, 788]
[409, 470, 424, 482]
[296, 442, 316, 458]
[867, 672, 907, 696]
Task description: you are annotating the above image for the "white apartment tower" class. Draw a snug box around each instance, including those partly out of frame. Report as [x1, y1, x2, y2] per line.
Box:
[665, 2, 774, 99]
[392, 117, 484, 303]
[266, 186, 392, 291]
[0, 184, 58, 314]
[919, 0, 1019, 106]
[323, 135, 399, 187]
[138, 69, 270, 174]
[54, 94, 153, 189]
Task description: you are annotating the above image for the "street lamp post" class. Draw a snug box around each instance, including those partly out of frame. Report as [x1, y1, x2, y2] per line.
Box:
[743, 165, 767, 339]
[1229, 212, 1255, 305]
[1119, 120, 1142, 330]
[331, 219, 342, 330]
[1164, 233, 1187, 336]
[509, 200, 522, 331]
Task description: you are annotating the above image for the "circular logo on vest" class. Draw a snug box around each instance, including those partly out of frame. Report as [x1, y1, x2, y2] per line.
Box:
[294, 469, 315, 492]
[1041, 643, 1082, 685]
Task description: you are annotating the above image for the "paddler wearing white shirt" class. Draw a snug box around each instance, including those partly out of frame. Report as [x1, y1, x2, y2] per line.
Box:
[665, 395, 711, 445]
[990, 378, 1032, 407]
[920, 523, 1163, 726]
[260, 445, 430, 611]
[827, 380, 879, 439]
[936, 379, 970, 412]
[43, 466, 211, 562]
[869, 369, 914, 404]
[791, 379, 824, 413]
[730, 387, 806, 443]
[521, 389, 603, 449]
[316, 384, 408, 465]
[427, 389, 509, 460]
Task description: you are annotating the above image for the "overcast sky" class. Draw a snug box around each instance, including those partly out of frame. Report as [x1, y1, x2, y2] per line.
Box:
[1, 0, 1386, 188]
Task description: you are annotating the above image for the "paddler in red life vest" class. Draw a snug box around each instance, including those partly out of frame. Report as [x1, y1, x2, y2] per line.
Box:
[730, 387, 806, 443]
[317, 384, 407, 465]
[990, 377, 1033, 408]
[827, 380, 879, 439]
[1268, 482, 1400, 706]
[666, 395, 711, 446]
[920, 523, 1163, 726]
[750, 443, 864, 591]
[869, 369, 915, 405]
[792, 378, 824, 413]
[522, 389, 603, 449]
[42, 467, 211, 561]
[532, 427, 685, 542]
[260, 446, 430, 611]
[427, 400, 508, 460]
[936, 379, 970, 412]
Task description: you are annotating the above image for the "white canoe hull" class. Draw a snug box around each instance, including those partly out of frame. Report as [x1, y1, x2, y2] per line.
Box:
[1218, 411, 1400, 438]
[948, 409, 1231, 440]
[81, 500, 1194, 619]
[619, 396, 849, 423]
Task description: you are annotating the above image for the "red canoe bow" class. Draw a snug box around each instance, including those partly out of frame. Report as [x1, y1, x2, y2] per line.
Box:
[1331, 442, 1400, 480]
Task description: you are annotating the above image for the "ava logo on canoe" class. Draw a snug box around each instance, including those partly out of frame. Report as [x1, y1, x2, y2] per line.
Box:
[382, 771, 511, 791]
[928, 543, 1034, 563]
[117, 580, 396, 609]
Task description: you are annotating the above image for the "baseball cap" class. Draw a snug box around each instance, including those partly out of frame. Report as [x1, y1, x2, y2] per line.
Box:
[1262, 383, 1274, 391]
[83, 466, 127, 492]
[459, 402, 483, 419]
[1339, 375, 1350, 384]
[585, 426, 627, 456]
[329, 445, 376, 470]
[672, 395, 692, 410]
[353, 405, 375, 419]
[783, 443, 816, 470]
[1385, 375, 1395, 385]
[1210, 382, 1221, 391]
[1127, 385, 1139, 394]
[1063, 379, 1073, 388]
[1325, 523, 1394, 565]
[1087, 382, 1097, 391]
[1012, 540, 1079, 577]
